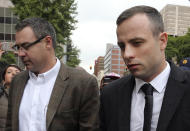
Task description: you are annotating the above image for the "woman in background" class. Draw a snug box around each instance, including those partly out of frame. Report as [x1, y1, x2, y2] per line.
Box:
[0, 64, 21, 130]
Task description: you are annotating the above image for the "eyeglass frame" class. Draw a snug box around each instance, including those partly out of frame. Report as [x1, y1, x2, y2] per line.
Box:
[12, 35, 46, 51]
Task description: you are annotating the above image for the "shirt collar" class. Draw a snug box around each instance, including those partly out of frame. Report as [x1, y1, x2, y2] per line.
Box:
[135, 61, 171, 94]
[29, 58, 61, 82]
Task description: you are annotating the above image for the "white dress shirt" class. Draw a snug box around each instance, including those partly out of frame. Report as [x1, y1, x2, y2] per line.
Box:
[19, 59, 61, 131]
[130, 62, 171, 131]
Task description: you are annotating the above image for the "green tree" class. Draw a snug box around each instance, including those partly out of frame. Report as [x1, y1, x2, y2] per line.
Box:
[66, 41, 80, 67]
[166, 28, 190, 63]
[175, 32, 190, 62]
[11, 0, 80, 66]
[0, 52, 16, 64]
[166, 35, 179, 60]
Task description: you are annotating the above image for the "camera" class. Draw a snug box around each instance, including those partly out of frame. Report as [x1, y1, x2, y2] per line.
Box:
[0, 43, 8, 51]
[0, 42, 15, 52]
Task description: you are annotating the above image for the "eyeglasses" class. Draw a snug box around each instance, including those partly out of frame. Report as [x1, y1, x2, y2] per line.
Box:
[12, 36, 46, 51]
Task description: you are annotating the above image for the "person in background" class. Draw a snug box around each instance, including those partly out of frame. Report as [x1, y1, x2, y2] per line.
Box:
[100, 72, 120, 90]
[0, 43, 8, 82]
[0, 64, 21, 131]
[100, 5, 190, 131]
[0, 61, 8, 82]
[179, 57, 190, 70]
[0, 42, 22, 131]
[6, 17, 99, 131]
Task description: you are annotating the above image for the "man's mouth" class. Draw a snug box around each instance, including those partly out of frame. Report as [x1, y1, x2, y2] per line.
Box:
[127, 64, 139, 70]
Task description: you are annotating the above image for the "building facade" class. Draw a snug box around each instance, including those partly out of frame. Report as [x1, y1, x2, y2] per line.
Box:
[94, 56, 104, 76]
[160, 4, 190, 36]
[104, 43, 126, 77]
[0, 0, 25, 68]
[0, 0, 17, 42]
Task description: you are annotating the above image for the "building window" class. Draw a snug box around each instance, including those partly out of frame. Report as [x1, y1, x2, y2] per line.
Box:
[0, 33, 15, 41]
[0, 17, 4, 23]
[0, 33, 3, 40]
[0, 17, 18, 24]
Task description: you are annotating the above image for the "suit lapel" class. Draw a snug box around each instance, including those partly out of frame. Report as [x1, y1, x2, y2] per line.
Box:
[46, 63, 69, 129]
[13, 71, 29, 129]
[118, 75, 135, 131]
[156, 62, 186, 131]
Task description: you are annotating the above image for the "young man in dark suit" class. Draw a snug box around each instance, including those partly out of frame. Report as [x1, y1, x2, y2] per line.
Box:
[100, 5, 190, 131]
[6, 17, 99, 131]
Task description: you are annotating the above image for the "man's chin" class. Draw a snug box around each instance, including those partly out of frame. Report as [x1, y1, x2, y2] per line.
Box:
[132, 71, 152, 82]
[129, 68, 139, 75]
[25, 65, 32, 70]
[130, 70, 143, 78]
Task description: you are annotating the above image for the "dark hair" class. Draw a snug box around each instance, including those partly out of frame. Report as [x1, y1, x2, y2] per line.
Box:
[15, 17, 56, 49]
[0, 61, 8, 82]
[116, 5, 164, 37]
[1, 64, 22, 81]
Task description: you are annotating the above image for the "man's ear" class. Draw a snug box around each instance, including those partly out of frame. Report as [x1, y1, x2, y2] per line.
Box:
[45, 36, 53, 48]
[159, 32, 168, 51]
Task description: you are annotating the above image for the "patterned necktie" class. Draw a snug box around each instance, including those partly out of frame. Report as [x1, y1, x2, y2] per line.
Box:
[141, 83, 153, 131]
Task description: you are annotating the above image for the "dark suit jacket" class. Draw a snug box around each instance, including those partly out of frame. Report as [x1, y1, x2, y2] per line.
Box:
[100, 62, 190, 131]
[6, 63, 100, 131]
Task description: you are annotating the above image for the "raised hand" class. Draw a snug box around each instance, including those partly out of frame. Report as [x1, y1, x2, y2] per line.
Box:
[0, 42, 5, 59]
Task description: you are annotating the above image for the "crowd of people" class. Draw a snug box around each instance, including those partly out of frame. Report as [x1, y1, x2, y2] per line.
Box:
[0, 5, 189, 131]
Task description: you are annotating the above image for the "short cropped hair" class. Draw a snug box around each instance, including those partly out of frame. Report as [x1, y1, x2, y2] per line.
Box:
[116, 5, 164, 37]
[15, 17, 56, 49]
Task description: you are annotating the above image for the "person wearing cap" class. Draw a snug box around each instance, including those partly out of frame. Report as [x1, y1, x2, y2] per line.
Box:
[100, 5, 190, 131]
[179, 57, 190, 70]
[0, 64, 21, 131]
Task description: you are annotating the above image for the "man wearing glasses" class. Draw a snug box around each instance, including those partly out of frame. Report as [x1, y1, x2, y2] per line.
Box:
[6, 17, 99, 131]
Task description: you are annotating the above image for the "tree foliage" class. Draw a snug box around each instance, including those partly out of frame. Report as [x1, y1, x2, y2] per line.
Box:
[166, 28, 190, 63]
[66, 42, 80, 67]
[0, 52, 16, 64]
[166, 36, 178, 60]
[10, 0, 80, 66]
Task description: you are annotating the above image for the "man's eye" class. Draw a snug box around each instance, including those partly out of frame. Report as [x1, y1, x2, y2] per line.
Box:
[133, 41, 142, 45]
[22, 45, 27, 49]
[118, 42, 125, 51]
[120, 45, 125, 51]
[13, 45, 19, 50]
[22, 44, 30, 50]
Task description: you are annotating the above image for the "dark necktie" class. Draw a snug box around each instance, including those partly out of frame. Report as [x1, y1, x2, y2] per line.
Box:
[141, 83, 153, 131]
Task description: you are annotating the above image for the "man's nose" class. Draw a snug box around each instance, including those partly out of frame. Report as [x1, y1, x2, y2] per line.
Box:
[123, 44, 135, 59]
[18, 50, 26, 56]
